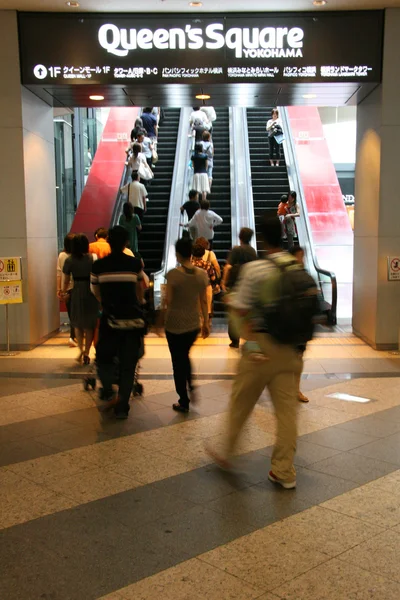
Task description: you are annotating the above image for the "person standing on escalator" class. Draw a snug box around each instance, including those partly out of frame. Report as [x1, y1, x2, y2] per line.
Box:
[266, 108, 283, 167]
[284, 191, 300, 251]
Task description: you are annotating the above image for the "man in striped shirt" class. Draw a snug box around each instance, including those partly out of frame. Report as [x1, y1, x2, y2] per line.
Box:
[91, 226, 145, 419]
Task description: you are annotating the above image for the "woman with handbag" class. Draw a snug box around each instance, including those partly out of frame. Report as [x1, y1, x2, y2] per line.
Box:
[266, 108, 284, 167]
[191, 239, 221, 323]
[127, 142, 154, 186]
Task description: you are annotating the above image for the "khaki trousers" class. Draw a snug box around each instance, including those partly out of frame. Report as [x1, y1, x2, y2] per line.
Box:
[226, 333, 303, 482]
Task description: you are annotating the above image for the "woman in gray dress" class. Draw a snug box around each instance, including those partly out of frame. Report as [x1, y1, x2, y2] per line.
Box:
[62, 234, 99, 364]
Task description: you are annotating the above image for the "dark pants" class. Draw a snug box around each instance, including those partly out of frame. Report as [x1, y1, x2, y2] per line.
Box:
[228, 320, 239, 346]
[96, 317, 141, 416]
[269, 136, 280, 160]
[65, 293, 75, 340]
[166, 329, 199, 407]
[134, 207, 144, 220]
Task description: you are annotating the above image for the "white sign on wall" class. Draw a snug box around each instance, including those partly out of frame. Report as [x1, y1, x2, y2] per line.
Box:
[388, 257, 400, 281]
[0, 257, 21, 282]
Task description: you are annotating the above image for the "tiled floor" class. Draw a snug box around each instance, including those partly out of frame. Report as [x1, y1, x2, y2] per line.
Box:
[1, 331, 400, 599]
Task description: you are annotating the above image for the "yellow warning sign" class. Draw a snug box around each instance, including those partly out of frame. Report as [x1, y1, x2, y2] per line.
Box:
[0, 257, 21, 282]
[0, 281, 23, 304]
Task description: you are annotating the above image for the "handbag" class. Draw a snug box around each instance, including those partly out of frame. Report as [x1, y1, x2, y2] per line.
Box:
[138, 160, 154, 181]
[152, 148, 158, 164]
[274, 133, 285, 144]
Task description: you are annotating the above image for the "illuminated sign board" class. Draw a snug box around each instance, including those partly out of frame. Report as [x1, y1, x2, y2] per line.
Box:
[18, 12, 384, 85]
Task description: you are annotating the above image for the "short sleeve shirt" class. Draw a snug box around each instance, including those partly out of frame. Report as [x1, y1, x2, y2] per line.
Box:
[191, 153, 207, 174]
[182, 200, 200, 220]
[165, 267, 208, 334]
[91, 253, 143, 320]
[227, 245, 258, 289]
[141, 113, 157, 137]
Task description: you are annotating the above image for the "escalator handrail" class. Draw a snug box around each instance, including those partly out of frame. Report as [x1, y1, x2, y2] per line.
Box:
[229, 107, 257, 251]
[110, 160, 131, 228]
[280, 106, 337, 323]
[152, 107, 192, 309]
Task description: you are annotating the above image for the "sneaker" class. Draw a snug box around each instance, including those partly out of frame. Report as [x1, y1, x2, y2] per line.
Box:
[298, 391, 309, 403]
[268, 471, 296, 489]
[69, 338, 78, 348]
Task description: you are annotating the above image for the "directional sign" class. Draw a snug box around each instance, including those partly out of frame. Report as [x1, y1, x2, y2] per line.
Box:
[0, 257, 21, 282]
[33, 64, 48, 79]
[0, 281, 23, 304]
[388, 257, 400, 281]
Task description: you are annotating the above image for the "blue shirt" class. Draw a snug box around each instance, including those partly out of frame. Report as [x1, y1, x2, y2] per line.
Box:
[141, 113, 157, 137]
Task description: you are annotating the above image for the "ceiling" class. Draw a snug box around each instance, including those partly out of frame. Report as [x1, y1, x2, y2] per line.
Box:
[1, 0, 400, 12]
[27, 81, 377, 108]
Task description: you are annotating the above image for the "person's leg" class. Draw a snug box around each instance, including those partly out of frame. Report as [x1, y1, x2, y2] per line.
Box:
[287, 231, 294, 250]
[228, 313, 240, 348]
[83, 328, 95, 362]
[224, 351, 270, 458]
[96, 318, 118, 399]
[269, 137, 275, 165]
[115, 331, 140, 417]
[65, 294, 75, 342]
[75, 327, 84, 362]
[166, 330, 190, 408]
[268, 371, 298, 483]
[183, 329, 199, 395]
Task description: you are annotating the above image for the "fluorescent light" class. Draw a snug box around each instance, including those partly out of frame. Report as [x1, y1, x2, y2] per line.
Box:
[313, 0, 327, 5]
[302, 93, 317, 99]
[65, 1, 80, 6]
[196, 94, 211, 100]
[189, 2, 203, 6]
[89, 95, 104, 101]
[327, 392, 372, 404]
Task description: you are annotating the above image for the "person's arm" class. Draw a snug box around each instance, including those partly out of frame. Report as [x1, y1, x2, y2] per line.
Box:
[120, 183, 129, 195]
[136, 270, 145, 304]
[212, 211, 223, 226]
[266, 119, 272, 131]
[56, 255, 63, 299]
[286, 204, 301, 219]
[221, 263, 232, 292]
[210, 251, 221, 278]
[135, 215, 142, 232]
[90, 269, 101, 303]
[62, 260, 71, 294]
[199, 286, 210, 338]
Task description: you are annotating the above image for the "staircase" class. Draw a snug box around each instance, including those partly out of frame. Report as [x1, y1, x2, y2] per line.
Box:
[247, 107, 290, 253]
[139, 108, 181, 273]
[209, 107, 232, 319]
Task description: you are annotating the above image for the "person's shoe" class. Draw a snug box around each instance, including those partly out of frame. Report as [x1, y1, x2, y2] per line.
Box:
[69, 337, 78, 348]
[229, 341, 239, 349]
[172, 403, 189, 413]
[205, 444, 233, 471]
[83, 355, 90, 366]
[268, 471, 296, 489]
[115, 412, 129, 420]
[275, 162, 280, 167]
[98, 388, 114, 402]
[298, 391, 309, 403]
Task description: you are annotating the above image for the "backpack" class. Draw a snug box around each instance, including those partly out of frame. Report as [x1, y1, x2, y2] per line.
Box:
[258, 256, 319, 346]
[191, 256, 220, 294]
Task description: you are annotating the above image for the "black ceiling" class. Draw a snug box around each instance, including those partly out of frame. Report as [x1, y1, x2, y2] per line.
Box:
[25, 81, 378, 108]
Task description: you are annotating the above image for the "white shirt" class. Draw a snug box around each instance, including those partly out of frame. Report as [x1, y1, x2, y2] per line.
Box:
[201, 106, 216, 123]
[127, 152, 147, 171]
[121, 180, 148, 210]
[57, 251, 73, 291]
[187, 209, 223, 240]
[266, 118, 283, 132]
[141, 136, 152, 159]
[190, 110, 209, 127]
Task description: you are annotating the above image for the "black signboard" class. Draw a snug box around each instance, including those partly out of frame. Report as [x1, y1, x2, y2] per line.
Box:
[18, 11, 384, 86]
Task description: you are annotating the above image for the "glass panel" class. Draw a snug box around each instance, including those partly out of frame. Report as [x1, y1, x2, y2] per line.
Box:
[54, 113, 75, 251]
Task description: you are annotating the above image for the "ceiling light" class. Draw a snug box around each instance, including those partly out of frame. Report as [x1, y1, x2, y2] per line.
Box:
[313, 0, 327, 5]
[189, 2, 203, 6]
[65, 1, 80, 6]
[89, 95, 104, 101]
[302, 93, 317, 99]
[196, 93, 210, 100]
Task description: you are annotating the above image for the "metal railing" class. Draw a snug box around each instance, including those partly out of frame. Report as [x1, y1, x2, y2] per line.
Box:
[151, 107, 192, 309]
[280, 107, 337, 325]
[229, 107, 257, 251]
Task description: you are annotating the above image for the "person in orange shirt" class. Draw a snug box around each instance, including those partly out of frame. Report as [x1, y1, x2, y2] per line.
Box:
[89, 228, 111, 258]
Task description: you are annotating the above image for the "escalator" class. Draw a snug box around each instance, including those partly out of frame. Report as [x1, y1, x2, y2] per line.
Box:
[247, 107, 290, 253]
[210, 107, 232, 319]
[138, 108, 181, 273]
